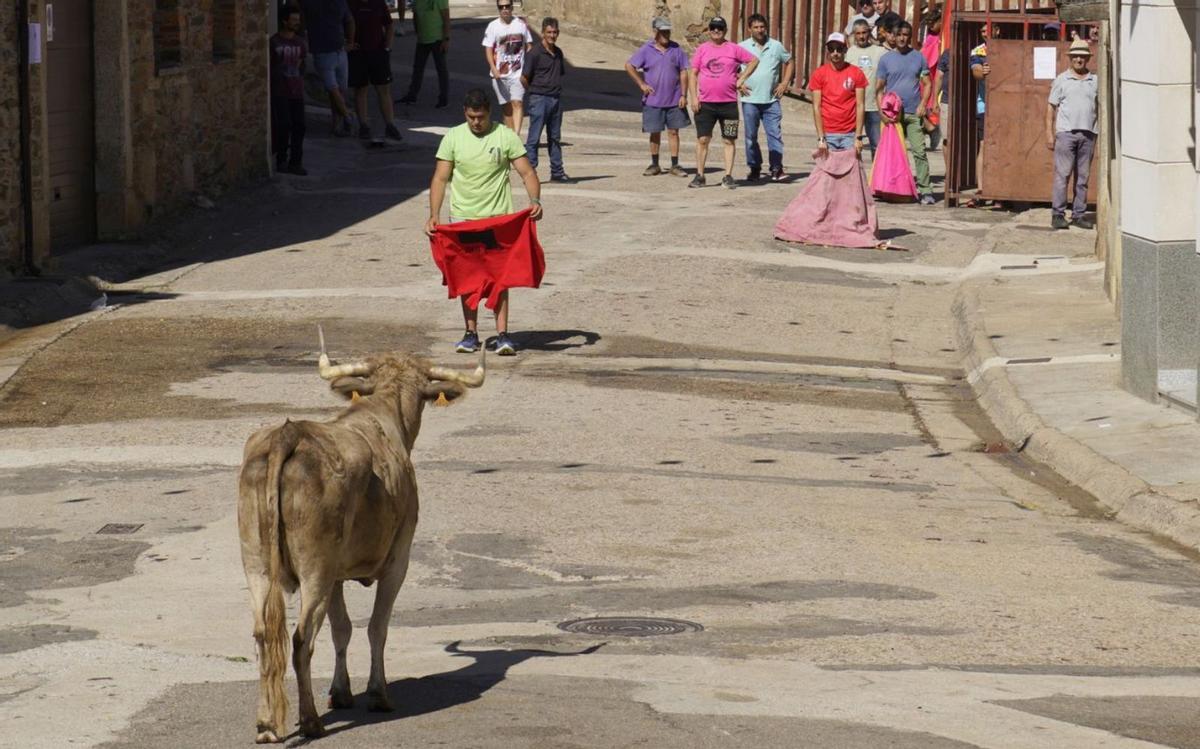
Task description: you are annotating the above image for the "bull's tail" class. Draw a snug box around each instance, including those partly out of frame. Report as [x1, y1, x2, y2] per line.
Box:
[259, 420, 302, 738]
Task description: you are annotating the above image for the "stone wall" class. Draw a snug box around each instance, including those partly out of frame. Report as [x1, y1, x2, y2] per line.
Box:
[1, 0, 269, 272]
[125, 0, 269, 222]
[0, 2, 21, 271]
[525, 0, 725, 47]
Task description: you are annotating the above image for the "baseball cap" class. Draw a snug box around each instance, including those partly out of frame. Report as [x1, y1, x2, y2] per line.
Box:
[708, 16, 728, 30]
[651, 16, 672, 31]
[826, 32, 847, 45]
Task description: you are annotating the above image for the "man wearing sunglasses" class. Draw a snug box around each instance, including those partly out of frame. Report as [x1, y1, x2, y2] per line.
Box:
[483, 1, 533, 135]
[688, 16, 758, 188]
[1045, 38, 1098, 230]
[810, 32, 867, 158]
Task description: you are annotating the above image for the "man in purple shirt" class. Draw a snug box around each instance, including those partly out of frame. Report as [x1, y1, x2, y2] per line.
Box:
[625, 17, 690, 177]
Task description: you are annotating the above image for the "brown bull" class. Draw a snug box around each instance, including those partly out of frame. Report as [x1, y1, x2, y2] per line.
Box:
[237, 327, 484, 743]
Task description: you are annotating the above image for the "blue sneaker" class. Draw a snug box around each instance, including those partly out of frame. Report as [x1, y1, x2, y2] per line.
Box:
[491, 332, 517, 356]
[454, 330, 479, 353]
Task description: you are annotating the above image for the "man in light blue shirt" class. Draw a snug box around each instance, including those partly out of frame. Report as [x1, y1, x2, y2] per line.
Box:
[738, 13, 794, 181]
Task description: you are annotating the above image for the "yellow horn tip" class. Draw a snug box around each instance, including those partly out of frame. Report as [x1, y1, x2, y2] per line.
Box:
[435, 392, 450, 407]
[351, 391, 361, 402]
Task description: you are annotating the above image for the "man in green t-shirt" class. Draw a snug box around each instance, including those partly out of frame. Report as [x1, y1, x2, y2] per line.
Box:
[426, 89, 543, 356]
[398, 0, 451, 108]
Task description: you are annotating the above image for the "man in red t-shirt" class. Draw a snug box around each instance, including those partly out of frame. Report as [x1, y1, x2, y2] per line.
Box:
[808, 32, 868, 157]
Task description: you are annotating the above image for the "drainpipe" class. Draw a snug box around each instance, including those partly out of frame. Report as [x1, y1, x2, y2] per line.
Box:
[17, 0, 39, 276]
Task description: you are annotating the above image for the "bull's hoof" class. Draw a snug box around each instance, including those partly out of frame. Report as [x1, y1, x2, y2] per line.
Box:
[367, 692, 394, 713]
[328, 689, 355, 710]
[255, 729, 281, 744]
[299, 717, 326, 738]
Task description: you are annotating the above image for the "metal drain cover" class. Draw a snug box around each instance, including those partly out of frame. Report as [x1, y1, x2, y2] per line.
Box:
[96, 523, 143, 535]
[557, 616, 703, 637]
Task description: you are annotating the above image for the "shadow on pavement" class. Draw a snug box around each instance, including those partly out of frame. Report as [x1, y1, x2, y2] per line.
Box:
[313, 640, 604, 740]
[511, 329, 602, 351]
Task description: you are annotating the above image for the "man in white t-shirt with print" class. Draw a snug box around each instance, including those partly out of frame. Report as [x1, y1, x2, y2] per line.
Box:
[482, 0, 533, 136]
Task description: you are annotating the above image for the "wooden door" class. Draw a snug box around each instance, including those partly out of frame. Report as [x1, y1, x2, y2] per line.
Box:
[979, 38, 1098, 203]
[46, 0, 96, 251]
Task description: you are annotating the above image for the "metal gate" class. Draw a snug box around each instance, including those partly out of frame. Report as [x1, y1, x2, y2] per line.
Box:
[46, 0, 96, 251]
[731, 0, 1058, 94]
[977, 37, 1098, 202]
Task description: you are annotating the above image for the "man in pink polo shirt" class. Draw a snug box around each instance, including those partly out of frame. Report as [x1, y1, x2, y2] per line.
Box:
[688, 16, 758, 189]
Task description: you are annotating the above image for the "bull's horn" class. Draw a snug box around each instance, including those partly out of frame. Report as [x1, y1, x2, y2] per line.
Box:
[428, 348, 486, 388]
[316, 324, 374, 380]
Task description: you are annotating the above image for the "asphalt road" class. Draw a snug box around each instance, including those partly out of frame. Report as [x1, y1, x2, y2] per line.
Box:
[3, 7, 1199, 749]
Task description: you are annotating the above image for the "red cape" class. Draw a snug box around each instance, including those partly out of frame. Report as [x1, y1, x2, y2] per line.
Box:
[429, 209, 546, 310]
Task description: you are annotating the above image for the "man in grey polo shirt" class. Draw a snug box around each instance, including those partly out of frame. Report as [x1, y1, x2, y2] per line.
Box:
[1045, 38, 1098, 230]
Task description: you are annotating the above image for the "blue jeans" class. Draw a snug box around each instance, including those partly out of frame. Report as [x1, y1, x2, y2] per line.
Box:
[825, 133, 855, 151]
[525, 93, 564, 177]
[864, 111, 881, 155]
[741, 100, 783, 172]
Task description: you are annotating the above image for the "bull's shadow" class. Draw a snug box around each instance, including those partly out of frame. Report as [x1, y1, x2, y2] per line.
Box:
[311, 640, 603, 741]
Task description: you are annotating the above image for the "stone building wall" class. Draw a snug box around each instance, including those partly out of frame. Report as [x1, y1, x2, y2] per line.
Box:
[0, 2, 21, 271]
[526, 0, 725, 47]
[2, 0, 269, 272]
[125, 0, 270, 222]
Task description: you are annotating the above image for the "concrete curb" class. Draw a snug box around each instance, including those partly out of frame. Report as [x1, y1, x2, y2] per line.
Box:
[953, 282, 1200, 551]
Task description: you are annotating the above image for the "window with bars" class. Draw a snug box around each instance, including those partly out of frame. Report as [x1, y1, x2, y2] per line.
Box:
[154, 0, 183, 72]
[213, 0, 238, 61]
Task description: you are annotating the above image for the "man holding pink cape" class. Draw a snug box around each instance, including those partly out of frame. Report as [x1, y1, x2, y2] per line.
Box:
[774, 33, 877, 249]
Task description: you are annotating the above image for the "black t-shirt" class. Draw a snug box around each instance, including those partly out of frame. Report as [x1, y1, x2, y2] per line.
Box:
[524, 43, 565, 95]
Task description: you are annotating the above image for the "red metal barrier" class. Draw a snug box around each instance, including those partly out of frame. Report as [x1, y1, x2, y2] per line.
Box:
[732, 0, 1058, 94]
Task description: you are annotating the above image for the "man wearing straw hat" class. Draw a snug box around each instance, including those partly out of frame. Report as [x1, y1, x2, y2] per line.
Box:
[1045, 38, 1098, 230]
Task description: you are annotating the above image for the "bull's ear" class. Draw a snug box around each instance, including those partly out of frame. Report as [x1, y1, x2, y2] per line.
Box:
[421, 381, 467, 405]
[331, 376, 374, 398]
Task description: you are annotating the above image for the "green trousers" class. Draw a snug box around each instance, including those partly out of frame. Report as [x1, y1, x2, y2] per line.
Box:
[899, 114, 932, 196]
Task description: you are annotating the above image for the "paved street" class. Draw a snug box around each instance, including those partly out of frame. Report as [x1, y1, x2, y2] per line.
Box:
[3, 5, 1200, 748]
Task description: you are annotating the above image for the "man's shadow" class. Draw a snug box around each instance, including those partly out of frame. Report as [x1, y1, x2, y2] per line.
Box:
[314, 640, 604, 740]
[510, 329, 601, 352]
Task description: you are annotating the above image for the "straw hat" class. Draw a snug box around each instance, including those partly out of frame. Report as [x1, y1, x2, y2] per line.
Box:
[1068, 38, 1092, 56]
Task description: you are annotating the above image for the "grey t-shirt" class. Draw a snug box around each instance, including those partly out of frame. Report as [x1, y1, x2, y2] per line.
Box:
[1048, 71, 1098, 133]
[851, 44, 888, 112]
[875, 47, 929, 114]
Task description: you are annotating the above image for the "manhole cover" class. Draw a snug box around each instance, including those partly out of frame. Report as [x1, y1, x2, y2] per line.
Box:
[557, 617, 704, 637]
[96, 523, 143, 535]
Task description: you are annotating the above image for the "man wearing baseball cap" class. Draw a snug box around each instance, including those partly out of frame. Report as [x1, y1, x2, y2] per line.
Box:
[1045, 38, 1098, 229]
[625, 16, 692, 177]
[688, 15, 758, 188]
[809, 31, 867, 158]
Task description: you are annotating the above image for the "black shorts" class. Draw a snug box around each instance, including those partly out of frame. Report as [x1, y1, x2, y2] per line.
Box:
[348, 48, 392, 88]
[695, 101, 740, 140]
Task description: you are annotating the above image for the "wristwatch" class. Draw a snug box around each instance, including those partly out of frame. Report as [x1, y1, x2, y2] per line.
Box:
[530, 198, 542, 206]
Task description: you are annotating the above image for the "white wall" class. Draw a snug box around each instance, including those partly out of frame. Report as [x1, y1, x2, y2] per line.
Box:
[1119, 0, 1197, 245]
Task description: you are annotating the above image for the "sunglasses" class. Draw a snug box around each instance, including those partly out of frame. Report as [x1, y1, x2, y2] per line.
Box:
[498, 3, 513, 8]
[827, 44, 847, 51]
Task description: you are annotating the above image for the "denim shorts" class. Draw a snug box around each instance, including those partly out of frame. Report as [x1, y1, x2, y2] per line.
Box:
[641, 105, 691, 133]
[825, 133, 856, 151]
[313, 50, 349, 92]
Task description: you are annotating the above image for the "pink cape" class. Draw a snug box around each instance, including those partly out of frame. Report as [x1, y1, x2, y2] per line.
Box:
[774, 149, 879, 249]
[870, 118, 919, 201]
